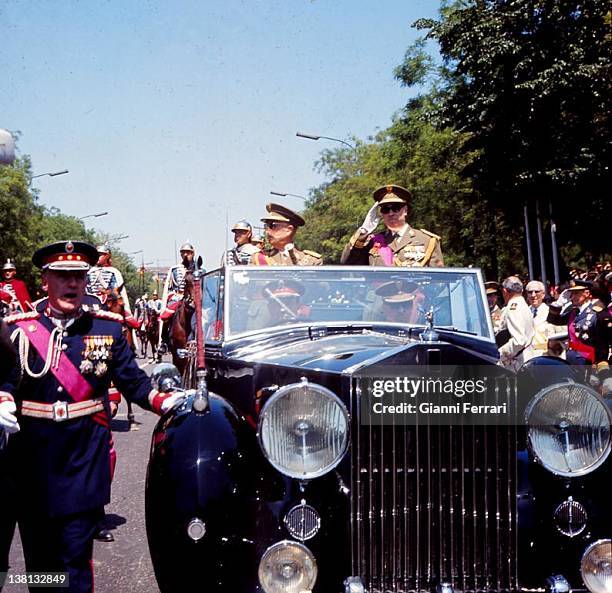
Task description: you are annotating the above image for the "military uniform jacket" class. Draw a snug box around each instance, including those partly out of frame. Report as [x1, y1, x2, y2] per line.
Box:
[0, 300, 154, 517]
[548, 301, 609, 365]
[0, 279, 32, 313]
[161, 263, 193, 308]
[497, 296, 535, 365]
[341, 225, 444, 267]
[250, 246, 323, 266]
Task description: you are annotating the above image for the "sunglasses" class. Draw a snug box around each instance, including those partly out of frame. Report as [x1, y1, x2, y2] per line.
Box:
[379, 204, 404, 214]
[264, 221, 290, 230]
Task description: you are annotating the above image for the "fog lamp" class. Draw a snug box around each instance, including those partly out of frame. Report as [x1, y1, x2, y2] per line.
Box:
[258, 540, 317, 593]
[553, 497, 587, 537]
[284, 502, 321, 541]
[186, 517, 206, 542]
[581, 539, 612, 593]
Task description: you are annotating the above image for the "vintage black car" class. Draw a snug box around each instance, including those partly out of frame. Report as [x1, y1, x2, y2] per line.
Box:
[145, 266, 611, 593]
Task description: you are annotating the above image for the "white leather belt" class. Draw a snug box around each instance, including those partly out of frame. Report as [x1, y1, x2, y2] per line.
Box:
[20, 397, 105, 422]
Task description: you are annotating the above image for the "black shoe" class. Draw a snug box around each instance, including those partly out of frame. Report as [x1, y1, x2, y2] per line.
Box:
[95, 528, 114, 542]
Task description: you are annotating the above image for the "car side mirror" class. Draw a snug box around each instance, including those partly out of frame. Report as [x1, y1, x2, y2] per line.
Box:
[151, 363, 183, 392]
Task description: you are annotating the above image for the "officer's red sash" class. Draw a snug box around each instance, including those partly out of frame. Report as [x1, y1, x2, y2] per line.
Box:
[15, 319, 95, 403]
[567, 310, 595, 363]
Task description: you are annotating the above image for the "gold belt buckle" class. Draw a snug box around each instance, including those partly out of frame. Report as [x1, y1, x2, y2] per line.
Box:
[52, 400, 69, 422]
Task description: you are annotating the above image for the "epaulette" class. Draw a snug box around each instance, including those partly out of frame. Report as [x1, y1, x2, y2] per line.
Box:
[3, 311, 40, 324]
[303, 249, 322, 259]
[90, 309, 124, 323]
[592, 304, 603, 313]
[420, 228, 441, 240]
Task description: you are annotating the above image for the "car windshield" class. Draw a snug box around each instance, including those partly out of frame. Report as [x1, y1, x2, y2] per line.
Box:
[217, 266, 492, 341]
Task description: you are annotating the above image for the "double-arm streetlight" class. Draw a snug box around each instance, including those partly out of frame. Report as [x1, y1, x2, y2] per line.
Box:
[31, 169, 69, 179]
[296, 131, 355, 151]
[79, 211, 108, 220]
[270, 191, 307, 202]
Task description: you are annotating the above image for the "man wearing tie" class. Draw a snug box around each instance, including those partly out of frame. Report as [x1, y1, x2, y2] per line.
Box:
[524, 280, 565, 358]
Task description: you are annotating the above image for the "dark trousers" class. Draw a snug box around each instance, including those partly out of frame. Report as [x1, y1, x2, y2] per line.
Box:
[18, 508, 103, 593]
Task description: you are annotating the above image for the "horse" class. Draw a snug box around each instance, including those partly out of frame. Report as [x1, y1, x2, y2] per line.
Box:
[168, 270, 196, 379]
[144, 307, 160, 362]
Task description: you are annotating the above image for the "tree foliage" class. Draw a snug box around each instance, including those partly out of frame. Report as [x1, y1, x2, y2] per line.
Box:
[0, 151, 141, 300]
[301, 0, 610, 275]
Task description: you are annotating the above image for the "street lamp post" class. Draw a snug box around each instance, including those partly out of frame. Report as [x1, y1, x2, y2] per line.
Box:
[270, 191, 307, 202]
[296, 131, 355, 151]
[31, 169, 69, 179]
[79, 211, 108, 220]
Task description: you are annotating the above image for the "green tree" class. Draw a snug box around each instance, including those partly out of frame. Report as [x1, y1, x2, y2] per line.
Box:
[411, 0, 611, 265]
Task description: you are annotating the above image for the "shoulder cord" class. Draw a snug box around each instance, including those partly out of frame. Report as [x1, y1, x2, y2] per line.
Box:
[10, 326, 63, 378]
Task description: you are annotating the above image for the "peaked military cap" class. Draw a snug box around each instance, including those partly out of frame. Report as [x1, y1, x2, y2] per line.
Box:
[567, 279, 593, 291]
[33, 241, 99, 271]
[2, 259, 16, 271]
[263, 279, 305, 298]
[261, 203, 305, 227]
[375, 279, 418, 304]
[232, 219, 252, 232]
[484, 281, 501, 295]
[373, 184, 412, 206]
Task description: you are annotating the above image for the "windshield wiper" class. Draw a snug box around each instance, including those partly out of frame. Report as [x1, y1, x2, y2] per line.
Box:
[433, 325, 478, 336]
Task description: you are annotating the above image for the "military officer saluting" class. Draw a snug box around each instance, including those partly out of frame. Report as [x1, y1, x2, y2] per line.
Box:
[341, 184, 443, 267]
[0, 241, 182, 593]
[548, 279, 609, 372]
[251, 203, 323, 266]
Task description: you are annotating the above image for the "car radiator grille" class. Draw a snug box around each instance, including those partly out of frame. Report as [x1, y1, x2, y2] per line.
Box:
[350, 378, 518, 593]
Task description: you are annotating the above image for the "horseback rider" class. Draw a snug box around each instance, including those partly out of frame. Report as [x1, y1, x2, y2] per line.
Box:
[86, 244, 139, 330]
[159, 242, 197, 354]
[0, 259, 33, 315]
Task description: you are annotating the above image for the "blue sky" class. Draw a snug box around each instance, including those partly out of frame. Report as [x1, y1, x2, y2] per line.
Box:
[3, 0, 439, 267]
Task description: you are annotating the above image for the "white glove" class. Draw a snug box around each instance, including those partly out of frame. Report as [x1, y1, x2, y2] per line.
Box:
[551, 289, 571, 308]
[160, 392, 186, 413]
[0, 400, 20, 434]
[359, 203, 380, 234]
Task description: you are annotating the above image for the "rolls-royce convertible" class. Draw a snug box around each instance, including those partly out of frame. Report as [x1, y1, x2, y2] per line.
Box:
[145, 266, 611, 593]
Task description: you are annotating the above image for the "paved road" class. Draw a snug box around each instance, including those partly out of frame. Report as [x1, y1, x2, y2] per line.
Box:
[6, 358, 163, 593]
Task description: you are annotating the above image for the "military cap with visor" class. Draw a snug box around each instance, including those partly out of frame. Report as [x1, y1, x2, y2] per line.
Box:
[375, 279, 418, 304]
[33, 240, 99, 271]
[373, 184, 412, 206]
[261, 203, 305, 227]
[263, 279, 305, 299]
[484, 281, 501, 295]
[567, 279, 593, 291]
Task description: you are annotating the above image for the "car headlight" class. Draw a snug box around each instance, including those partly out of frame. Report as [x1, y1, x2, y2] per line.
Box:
[258, 379, 349, 480]
[526, 382, 612, 477]
[258, 540, 317, 593]
[581, 539, 612, 593]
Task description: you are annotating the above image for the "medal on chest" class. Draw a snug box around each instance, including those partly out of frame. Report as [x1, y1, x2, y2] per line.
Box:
[80, 335, 114, 376]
